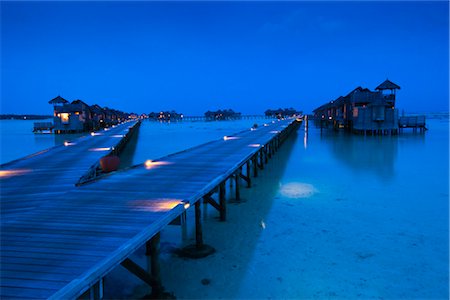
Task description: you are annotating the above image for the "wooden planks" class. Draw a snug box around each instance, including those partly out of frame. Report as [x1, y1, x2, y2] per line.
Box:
[1, 118, 299, 299]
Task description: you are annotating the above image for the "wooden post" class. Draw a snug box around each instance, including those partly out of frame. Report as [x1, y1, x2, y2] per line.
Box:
[264, 147, 268, 164]
[194, 201, 203, 248]
[146, 233, 163, 298]
[246, 162, 252, 187]
[253, 156, 258, 177]
[259, 150, 264, 169]
[219, 182, 226, 221]
[234, 171, 240, 201]
[89, 279, 103, 300]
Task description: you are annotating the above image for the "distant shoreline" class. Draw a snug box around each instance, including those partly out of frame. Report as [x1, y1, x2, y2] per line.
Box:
[0, 114, 52, 120]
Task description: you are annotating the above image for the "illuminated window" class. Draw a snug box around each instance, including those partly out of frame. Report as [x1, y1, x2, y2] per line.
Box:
[75, 112, 80, 115]
[353, 107, 358, 118]
[60, 113, 69, 124]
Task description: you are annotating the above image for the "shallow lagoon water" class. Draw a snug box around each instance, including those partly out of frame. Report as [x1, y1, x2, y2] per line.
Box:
[1, 117, 448, 299]
[109, 117, 449, 299]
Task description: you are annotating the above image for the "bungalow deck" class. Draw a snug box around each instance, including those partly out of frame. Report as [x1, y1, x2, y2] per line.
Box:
[0, 118, 300, 299]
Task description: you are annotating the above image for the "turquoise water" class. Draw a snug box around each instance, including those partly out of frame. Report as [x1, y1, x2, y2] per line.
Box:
[1, 117, 448, 298]
[0, 119, 84, 164]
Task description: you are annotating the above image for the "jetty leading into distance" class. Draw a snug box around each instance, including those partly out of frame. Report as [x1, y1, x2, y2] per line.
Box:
[0, 117, 301, 299]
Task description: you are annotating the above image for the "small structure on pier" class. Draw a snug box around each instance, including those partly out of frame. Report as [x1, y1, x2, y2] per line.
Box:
[312, 79, 426, 135]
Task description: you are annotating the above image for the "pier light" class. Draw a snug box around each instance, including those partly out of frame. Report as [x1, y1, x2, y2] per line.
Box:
[89, 147, 111, 151]
[64, 141, 76, 146]
[91, 132, 103, 136]
[248, 144, 261, 148]
[145, 160, 172, 169]
[223, 136, 240, 141]
[0, 169, 32, 178]
[130, 199, 185, 212]
[112, 134, 125, 138]
[270, 130, 281, 134]
[263, 123, 269, 127]
[250, 128, 256, 131]
[184, 202, 190, 209]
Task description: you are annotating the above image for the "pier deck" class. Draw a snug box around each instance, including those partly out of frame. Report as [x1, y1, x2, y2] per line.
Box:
[0, 118, 300, 299]
[1, 120, 140, 218]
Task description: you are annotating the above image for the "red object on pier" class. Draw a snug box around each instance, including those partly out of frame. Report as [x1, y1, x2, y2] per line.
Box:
[100, 155, 120, 173]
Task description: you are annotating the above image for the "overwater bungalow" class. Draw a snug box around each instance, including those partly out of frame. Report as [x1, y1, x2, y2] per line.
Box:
[205, 109, 241, 121]
[41, 96, 130, 134]
[52, 99, 93, 133]
[90, 104, 107, 129]
[312, 79, 424, 135]
[148, 110, 183, 121]
[265, 108, 301, 119]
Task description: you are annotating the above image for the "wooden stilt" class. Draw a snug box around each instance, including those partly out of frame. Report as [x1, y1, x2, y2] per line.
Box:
[178, 201, 215, 259]
[146, 233, 163, 298]
[121, 258, 158, 287]
[264, 147, 268, 164]
[259, 150, 264, 169]
[219, 182, 226, 221]
[194, 201, 203, 248]
[246, 162, 251, 187]
[234, 171, 240, 201]
[253, 156, 258, 177]
[89, 280, 103, 300]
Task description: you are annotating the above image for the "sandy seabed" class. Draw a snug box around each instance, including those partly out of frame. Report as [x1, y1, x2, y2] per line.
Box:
[103, 123, 449, 300]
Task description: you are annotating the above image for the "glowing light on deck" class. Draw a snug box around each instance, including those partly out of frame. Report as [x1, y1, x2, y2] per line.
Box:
[112, 134, 125, 138]
[89, 147, 111, 151]
[272, 121, 275, 123]
[279, 182, 317, 199]
[263, 123, 269, 127]
[270, 130, 281, 134]
[91, 132, 103, 136]
[248, 144, 261, 148]
[64, 141, 76, 146]
[250, 128, 256, 131]
[130, 199, 185, 212]
[0, 169, 32, 178]
[144, 160, 173, 169]
[184, 203, 190, 209]
[223, 136, 240, 141]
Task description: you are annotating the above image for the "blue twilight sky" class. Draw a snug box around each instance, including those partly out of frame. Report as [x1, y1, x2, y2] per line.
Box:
[1, 1, 448, 115]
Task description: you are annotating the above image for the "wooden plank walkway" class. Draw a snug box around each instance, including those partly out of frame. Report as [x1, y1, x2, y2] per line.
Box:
[0, 120, 140, 218]
[0, 118, 300, 299]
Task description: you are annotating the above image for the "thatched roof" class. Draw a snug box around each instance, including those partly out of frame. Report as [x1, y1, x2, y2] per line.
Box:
[375, 79, 400, 90]
[48, 95, 68, 104]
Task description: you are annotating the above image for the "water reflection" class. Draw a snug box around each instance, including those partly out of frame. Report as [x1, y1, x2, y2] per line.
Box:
[319, 130, 401, 180]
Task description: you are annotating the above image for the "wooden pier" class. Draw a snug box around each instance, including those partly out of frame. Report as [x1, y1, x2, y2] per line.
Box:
[181, 114, 269, 121]
[0, 118, 300, 299]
